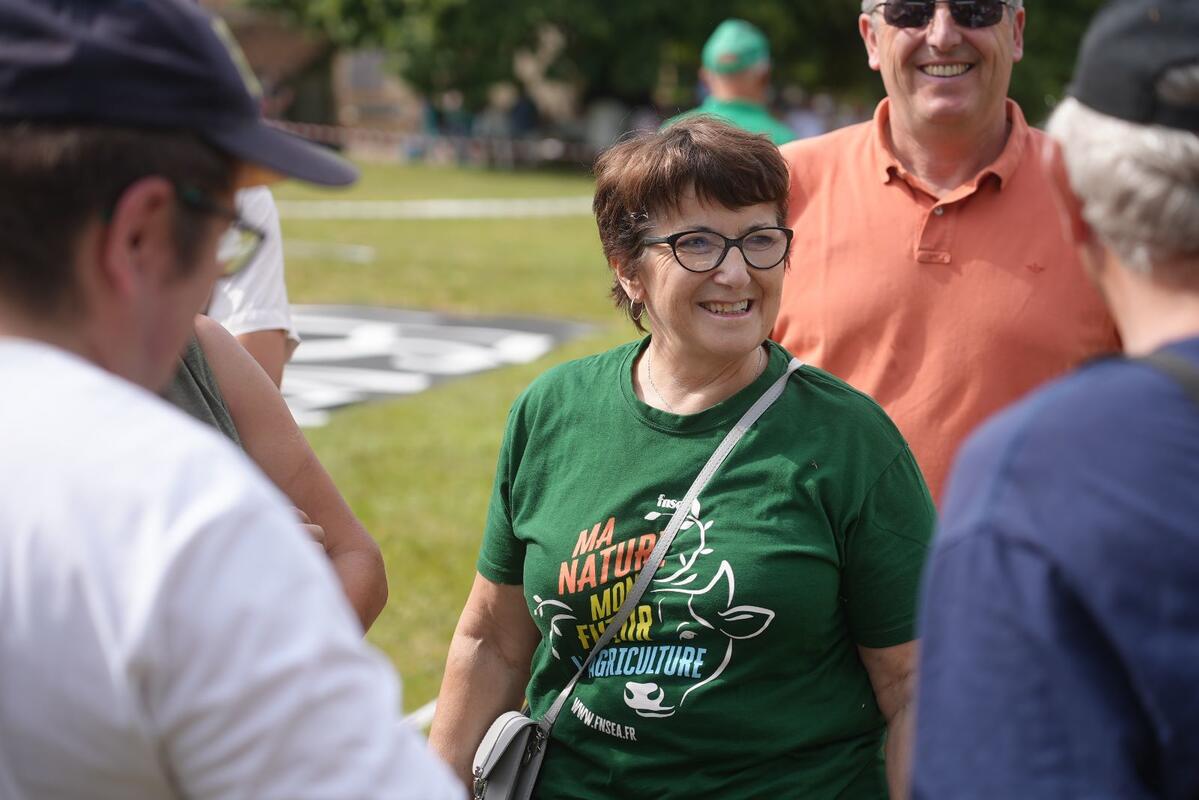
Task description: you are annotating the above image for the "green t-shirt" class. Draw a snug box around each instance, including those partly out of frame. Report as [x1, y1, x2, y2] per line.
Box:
[663, 97, 796, 145]
[163, 338, 240, 446]
[478, 339, 933, 799]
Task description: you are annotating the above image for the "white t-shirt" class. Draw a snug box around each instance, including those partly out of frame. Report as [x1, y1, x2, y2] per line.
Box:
[0, 340, 460, 800]
[207, 186, 299, 356]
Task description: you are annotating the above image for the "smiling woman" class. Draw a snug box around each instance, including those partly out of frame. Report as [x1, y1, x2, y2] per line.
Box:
[429, 117, 936, 799]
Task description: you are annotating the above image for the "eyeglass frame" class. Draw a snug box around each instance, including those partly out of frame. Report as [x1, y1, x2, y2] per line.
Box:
[867, 0, 1014, 29]
[641, 226, 794, 273]
[175, 184, 267, 278]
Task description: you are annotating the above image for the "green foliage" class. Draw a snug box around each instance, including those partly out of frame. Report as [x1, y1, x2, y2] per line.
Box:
[252, 0, 864, 107]
[1015, 0, 1106, 123]
[251, 0, 1107, 117]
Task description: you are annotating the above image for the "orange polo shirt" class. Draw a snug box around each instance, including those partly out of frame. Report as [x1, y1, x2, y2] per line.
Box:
[772, 99, 1119, 504]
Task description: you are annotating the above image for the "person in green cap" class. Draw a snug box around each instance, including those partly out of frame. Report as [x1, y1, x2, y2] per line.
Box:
[663, 18, 796, 145]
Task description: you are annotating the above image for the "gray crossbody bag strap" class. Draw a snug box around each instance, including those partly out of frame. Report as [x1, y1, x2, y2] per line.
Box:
[538, 356, 804, 734]
[1135, 352, 1199, 409]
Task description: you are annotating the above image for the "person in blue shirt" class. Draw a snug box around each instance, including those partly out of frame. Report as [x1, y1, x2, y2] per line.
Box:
[912, 2, 1199, 798]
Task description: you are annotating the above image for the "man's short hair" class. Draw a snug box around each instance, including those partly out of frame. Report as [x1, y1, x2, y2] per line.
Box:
[592, 117, 789, 331]
[0, 124, 235, 315]
[1047, 63, 1199, 283]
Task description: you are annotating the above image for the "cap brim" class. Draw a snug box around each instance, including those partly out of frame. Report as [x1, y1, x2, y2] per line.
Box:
[207, 119, 359, 188]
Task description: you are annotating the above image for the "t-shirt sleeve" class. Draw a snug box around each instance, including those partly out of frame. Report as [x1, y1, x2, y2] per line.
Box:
[843, 447, 935, 648]
[476, 401, 528, 585]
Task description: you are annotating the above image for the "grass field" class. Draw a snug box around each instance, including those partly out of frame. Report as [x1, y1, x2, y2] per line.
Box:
[275, 162, 632, 711]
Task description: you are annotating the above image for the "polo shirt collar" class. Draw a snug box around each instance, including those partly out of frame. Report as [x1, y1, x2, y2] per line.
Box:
[870, 98, 1030, 192]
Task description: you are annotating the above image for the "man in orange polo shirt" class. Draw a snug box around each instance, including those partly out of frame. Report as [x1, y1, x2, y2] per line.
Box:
[772, 0, 1118, 503]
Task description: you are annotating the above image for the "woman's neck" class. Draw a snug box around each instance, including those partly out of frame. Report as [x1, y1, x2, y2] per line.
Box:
[639, 341, 767, 415]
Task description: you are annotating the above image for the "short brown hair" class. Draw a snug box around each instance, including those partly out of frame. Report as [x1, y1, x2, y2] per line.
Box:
[0, 124, 236, 316]
[592, 117, 790, 330]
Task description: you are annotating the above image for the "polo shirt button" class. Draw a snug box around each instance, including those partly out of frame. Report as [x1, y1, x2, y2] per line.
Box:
[933, 206, 945, 216]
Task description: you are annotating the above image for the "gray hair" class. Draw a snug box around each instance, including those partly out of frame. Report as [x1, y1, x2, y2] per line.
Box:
[860, 0, 1024, 17]
[1046, 63, 1199, 279]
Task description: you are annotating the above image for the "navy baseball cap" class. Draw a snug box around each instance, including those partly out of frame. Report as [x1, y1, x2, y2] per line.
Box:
[0, 0, 357, 187]
[1068, 0, 1199, 132]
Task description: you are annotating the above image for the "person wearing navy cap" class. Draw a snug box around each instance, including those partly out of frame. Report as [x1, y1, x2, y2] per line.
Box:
[914, 1, 1199, 797]
[0, 1, 460, 798]
[663, 18, 796, 145]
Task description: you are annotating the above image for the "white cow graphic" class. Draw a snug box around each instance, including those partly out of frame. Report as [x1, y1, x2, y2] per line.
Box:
[623, 499, 775, 718]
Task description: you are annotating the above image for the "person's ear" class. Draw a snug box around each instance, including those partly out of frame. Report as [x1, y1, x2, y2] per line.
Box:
[1009, 6, 1026, 64]
[99, 176, 178, 297]
[613, 258, 644, 304]
[859, 13, 882, 72]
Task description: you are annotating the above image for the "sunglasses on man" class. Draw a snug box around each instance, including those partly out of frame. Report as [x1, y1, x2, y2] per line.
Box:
[871, 0, 1014, 29]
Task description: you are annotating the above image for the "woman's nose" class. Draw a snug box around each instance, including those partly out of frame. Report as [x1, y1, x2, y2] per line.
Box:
[713, 246, 752, 287]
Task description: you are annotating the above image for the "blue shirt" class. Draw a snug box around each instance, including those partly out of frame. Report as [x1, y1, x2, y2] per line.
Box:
[913, 337, 1199, 800]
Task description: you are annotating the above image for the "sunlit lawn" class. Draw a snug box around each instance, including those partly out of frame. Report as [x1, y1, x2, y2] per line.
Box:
[277, 161, 596, 202]
[275, 163, 631, 710]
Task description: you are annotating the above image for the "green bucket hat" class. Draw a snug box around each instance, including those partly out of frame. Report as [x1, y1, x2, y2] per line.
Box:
[701, 19, 771, 75]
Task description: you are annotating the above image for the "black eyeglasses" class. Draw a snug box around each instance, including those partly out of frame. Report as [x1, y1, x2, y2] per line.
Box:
[642, 227, 793, 273]
[176, 185, 266, 278]
[871, 0, 1012, 29]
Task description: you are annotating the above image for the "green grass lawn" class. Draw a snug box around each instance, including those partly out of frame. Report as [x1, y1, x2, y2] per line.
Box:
[276, 161, 596, 202]
[276, 162, 634, 711]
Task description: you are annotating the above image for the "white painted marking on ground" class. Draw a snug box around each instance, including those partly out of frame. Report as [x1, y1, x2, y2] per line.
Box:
[288, 408, 331, 428]
[277, 196, 593, 220]
[289, 327, 554, 375]
[281, 307, 588, 427]
[493, 332, 557, 364]
[387, 338, 503, 375]
[288, 322, 402, 362]
[284, 366, 432, 394]
[284, 240, 377, 264]
[403, 698, 438, 730]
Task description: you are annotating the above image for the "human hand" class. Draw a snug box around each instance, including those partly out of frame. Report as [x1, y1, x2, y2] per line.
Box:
[294, 507, 327, 551]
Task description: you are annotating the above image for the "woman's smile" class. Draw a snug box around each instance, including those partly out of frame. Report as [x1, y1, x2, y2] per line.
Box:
[697, 299, 753, 317]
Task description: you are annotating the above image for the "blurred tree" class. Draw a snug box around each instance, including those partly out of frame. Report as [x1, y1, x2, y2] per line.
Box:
[250, 0, 1105, 120]
[1015, 0, 1107, 123]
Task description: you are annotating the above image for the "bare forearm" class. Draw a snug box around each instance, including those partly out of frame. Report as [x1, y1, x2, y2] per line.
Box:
[265, 433, 388, 631]
[196, 315, 387, 631]
[885, 703, 913, 800]
[328, 546, 388, 631]
[858, 642, 917, 800]
[428, 632, 530, 788]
